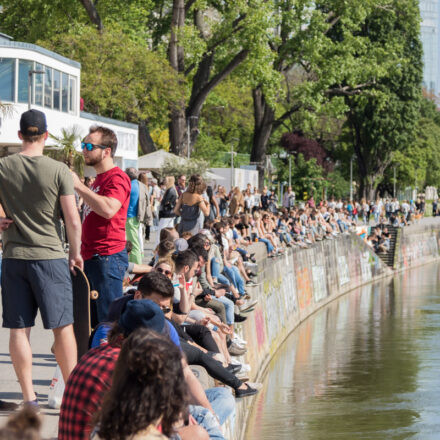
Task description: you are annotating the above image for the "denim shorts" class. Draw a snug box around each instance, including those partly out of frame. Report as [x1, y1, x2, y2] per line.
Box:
[1, 258, 73, 329]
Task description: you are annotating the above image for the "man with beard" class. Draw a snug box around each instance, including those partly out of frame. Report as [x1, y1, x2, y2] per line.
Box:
[71, 126, 131, 325]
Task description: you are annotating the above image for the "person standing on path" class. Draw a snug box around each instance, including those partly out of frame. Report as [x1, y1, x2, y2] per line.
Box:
[157, 176, 178, 244]
[71, 126, 131, 326]
[125, 168, 143, 264]
[0, 109, 82, 406]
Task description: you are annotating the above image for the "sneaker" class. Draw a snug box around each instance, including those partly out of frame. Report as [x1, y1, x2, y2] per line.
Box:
[234, 313, 247, 323]
[20, 399, 40, 413]
[0, 400, 19, 412]
[226, 363, 242, 374]
[236, 372, 250, 382]
[240, 299, 258, 312]
[232, 336, 247, 345]
[239, 363, 251, 373]
[235, 383, 258, 398]
[246, 280, 259, 287]
[228, 343, 247, 356]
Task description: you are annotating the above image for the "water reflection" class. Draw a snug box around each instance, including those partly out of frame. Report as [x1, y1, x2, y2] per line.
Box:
[246, 263, 440, 440]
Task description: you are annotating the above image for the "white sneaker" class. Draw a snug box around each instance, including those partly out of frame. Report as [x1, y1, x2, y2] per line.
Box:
[232, 336, 247, 346]
[240, 363, 251, 373]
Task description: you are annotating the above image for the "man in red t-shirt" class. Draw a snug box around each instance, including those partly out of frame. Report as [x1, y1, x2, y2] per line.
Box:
[72, 126, 131, 325]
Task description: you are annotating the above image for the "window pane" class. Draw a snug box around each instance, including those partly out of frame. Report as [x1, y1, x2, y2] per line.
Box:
[44, 66, 52, 108]
[61, 72, 68, 112]
[34, 63, 43, 106]
[0, 58, 15, 102]
[18, 60, 33, 103]
[69, 76, 76, 113]
[53, 70, 60, 110]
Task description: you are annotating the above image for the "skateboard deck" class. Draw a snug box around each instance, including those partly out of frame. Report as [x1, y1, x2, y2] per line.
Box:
[71, 266, 98, 359]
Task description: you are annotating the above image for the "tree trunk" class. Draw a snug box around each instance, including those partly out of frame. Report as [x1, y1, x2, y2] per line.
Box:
[79, 0, 103, 31]
[251, 88, 275, 190]
[169, 0, 186, 155]
[138, 122, 156, 155]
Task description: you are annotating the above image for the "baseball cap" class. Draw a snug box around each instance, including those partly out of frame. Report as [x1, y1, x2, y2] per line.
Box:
[20, 109, 47, 135]
[174, 238, 189, 252]
[118, 299, 166, 336]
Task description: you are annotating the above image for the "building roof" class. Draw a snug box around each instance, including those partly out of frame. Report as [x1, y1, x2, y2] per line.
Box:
[80, 112, 138, 130]
[0, 40, 81, 69]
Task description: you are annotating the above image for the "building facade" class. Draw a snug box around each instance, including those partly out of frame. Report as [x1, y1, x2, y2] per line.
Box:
[420, 0, 440, 99]
[0, 34, 138, 171]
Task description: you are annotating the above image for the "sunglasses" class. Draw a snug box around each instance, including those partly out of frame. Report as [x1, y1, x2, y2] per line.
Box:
[81, 142, 109, 151]
[160, 306, 171, 314]
[156, 267, 172, 277]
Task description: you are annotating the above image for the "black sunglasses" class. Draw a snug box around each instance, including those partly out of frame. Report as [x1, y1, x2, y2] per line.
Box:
[156, 267, 172, 277]
[160, 306, 171, 314]
[81, 142, 110, 151]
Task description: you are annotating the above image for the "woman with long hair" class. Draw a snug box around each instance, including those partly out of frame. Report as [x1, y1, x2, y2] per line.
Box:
[157, 176, 178, 244]
[206, 186, 219, 222]
[174, 175, 210, 235]
[93, 328, 188, 440]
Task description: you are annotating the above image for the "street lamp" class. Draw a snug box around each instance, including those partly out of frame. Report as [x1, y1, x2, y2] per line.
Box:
[187, 115, 199, 159]
[349, 155, 355, 201]
[230, 138, 239, 190]
[393, 166, 396, 198]
[28, 70, 45, 110]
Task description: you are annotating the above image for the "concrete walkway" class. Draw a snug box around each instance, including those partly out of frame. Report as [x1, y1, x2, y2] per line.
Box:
[0, 232, 158, 438]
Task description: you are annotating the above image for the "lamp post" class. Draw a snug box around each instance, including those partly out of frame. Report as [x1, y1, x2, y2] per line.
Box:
[393, 166, 396, 198]
[349, 155, 355, 201]
[289, 155, 292, 187]
[28, 70, 45, 110]
[187, 115, 199, 159]
[230, 138, 239, 190]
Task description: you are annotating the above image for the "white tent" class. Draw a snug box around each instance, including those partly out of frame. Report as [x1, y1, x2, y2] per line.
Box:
[205, 170, 225, 182]
[138, 150, 186, 171]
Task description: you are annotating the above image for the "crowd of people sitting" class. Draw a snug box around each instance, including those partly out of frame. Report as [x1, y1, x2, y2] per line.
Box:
[2, 113, 435, 440]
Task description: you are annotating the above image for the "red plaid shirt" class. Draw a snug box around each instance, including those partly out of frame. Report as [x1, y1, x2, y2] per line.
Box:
[58, 343, 121, 440]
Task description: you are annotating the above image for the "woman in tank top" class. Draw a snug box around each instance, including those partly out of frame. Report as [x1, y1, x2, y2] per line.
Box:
[174, 174, 210, 235]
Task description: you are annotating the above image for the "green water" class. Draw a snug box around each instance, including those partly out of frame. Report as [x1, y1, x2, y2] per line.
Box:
[246, 262, 440, 440]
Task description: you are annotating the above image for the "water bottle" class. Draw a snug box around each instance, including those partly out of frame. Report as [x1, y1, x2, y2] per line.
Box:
[48, 365, 65, 409]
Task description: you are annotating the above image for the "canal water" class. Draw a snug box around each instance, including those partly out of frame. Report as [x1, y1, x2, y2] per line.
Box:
[246, 262, 440, 440]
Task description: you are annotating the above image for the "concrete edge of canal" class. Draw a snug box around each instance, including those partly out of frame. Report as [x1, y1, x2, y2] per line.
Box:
[233, 219, 440, 440]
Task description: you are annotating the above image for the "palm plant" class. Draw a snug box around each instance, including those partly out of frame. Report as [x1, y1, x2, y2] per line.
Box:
[47, 126, 85, 176]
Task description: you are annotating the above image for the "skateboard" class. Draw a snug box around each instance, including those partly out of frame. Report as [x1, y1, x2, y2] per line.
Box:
[71, 266, 98, 359]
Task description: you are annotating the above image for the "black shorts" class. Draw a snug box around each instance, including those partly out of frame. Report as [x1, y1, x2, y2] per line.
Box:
[1, 258, 73, 329]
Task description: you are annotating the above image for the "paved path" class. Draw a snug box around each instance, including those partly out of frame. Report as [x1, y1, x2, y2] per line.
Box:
[0, 232, 158, 438]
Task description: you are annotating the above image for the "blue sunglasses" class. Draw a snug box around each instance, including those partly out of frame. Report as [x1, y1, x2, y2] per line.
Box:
[81, 142, 109, 151]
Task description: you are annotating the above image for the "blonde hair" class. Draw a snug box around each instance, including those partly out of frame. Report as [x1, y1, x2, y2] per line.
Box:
[165, 176, 175, 189]
[155, 257, 175, 273]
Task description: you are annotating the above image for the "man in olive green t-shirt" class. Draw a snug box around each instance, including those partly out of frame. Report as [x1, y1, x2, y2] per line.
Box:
[0, 109, 82, 407]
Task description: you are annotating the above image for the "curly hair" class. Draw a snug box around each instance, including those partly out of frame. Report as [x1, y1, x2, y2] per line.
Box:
[186, 174, 206, 194]
[95, 328, 188, 439]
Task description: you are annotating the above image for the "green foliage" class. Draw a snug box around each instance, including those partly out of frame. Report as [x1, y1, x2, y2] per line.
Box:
[39, 25, 185, 129]
[46, 126, 84, 176]
[161, 156, 209, 179]
[390, 97, 440, 190]
[342, 0, 424, 198]
[0, 0, 85, 42]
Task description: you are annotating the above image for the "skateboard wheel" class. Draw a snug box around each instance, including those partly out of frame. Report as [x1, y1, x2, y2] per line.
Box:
[90, 290, 99, 300]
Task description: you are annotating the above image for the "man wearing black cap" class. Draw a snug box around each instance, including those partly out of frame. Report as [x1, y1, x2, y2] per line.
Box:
[0, 109, 83, 408]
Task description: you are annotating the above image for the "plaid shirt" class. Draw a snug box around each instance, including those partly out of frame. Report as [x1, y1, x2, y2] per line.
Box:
[58, 343, 121, 440]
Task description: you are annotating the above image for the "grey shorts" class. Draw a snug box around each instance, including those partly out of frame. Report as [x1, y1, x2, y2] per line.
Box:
[1, 258, 73, 329]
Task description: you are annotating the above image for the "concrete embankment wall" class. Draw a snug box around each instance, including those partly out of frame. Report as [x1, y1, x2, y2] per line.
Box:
[233, 220, 440, 439]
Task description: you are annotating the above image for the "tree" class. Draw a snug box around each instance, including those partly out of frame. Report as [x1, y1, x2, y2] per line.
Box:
[250, 0, 390, 187]
[46, 126, 84, 175]
[40, 25, 185, 154]
[163, 0, 276, 157]
[342, 0, 423, 198]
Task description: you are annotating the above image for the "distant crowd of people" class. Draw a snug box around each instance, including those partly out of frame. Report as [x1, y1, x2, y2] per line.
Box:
[0, 108, 433, 439]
